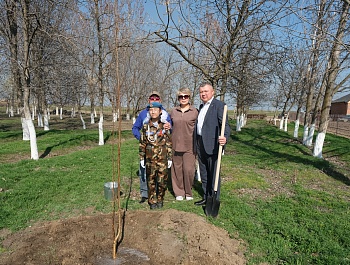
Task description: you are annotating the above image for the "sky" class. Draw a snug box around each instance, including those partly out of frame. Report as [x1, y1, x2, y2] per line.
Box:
[141, 0, 350, 109]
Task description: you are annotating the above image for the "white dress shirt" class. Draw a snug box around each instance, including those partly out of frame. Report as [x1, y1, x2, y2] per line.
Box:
[197, 98, 213, 136]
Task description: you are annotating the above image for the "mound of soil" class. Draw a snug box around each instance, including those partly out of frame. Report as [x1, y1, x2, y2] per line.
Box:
[0, 209, 246, 265]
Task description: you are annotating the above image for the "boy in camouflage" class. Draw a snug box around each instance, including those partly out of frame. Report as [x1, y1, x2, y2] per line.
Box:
[139, 102, 172, 209]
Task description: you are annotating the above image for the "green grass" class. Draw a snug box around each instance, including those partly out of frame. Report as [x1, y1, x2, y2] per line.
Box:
[0, 117, 349, 264]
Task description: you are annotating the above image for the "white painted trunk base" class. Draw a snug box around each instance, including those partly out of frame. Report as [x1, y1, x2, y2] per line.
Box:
[80, 114, 86, 129]
[313, 132, 325, 158]
[44, 114, 50, 131]
[22, 117, 30, 140]
[25, 118, 39, 160]
[302, 126, 309, 145]
[284, 117, 288, 132]
[98, 116, 104, 146]
[279, 117, 284, 130]
[306, 124, 315, 147]
[293, 119, 300, 138]
[38, 113, 43, 127]
[236, 116, 241, 131]
[113, 112, 118, 122]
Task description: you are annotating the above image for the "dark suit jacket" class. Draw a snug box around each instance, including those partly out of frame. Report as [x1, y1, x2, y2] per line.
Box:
[196, 98, 231, 155]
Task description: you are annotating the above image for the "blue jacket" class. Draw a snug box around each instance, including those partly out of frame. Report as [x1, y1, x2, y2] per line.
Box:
[132, 107, 172, 140]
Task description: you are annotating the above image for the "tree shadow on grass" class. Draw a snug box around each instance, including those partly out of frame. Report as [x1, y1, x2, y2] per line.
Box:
[230, 124, 350, 186]
[39, 133, 98, 158]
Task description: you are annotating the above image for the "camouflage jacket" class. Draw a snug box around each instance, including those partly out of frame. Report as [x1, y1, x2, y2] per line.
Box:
[139, 119, 172, 162]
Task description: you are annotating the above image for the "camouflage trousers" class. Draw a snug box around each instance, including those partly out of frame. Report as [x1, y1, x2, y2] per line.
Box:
[146, 160, 168, 205]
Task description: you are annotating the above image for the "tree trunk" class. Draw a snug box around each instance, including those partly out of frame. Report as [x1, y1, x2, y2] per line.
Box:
[43, 111, 50, 131]
[313, 1, 349, 158]
[303, 0, 326, 146]
[98, 114, 104, 146]
[21, 0, 38, 160]
[6, 0, 23, 118]
[80, 113, 86, 130]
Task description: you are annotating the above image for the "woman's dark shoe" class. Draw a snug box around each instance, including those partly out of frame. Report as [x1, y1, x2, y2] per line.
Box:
[149, 203, 157, 210]
[194, 199, 206, 206]
[139, 197, 147, 204]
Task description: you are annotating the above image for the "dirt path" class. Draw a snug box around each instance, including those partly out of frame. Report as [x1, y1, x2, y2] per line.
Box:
[0, 209, 246, 265]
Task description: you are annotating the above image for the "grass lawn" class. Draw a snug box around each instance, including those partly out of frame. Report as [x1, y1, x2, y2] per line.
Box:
[0, 116, 349, 264]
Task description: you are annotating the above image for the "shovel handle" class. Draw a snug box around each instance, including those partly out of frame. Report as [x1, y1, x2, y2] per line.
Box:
[213, 104, 227, 192]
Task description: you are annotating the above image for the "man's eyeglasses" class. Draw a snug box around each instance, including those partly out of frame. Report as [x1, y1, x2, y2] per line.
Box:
[149, 96, 160, 101]
[178, 95, 190, 100]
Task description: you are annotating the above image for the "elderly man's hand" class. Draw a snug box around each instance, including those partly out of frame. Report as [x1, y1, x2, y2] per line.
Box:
[218, 136, 227, 146]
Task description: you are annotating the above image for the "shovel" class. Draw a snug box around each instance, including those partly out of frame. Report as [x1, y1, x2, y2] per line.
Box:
[205, 104, 227, 218]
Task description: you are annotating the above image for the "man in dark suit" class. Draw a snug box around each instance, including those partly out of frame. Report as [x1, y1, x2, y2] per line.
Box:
[194, 83, 231, 206]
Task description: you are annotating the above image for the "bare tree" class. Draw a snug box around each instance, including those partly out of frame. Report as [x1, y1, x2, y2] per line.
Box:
[313, 0, 350, 158]
[153, 0, 287, 110]
[0, 0, 23, 116]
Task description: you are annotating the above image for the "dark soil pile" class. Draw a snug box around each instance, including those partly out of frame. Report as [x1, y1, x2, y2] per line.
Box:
[0, 209, 246, 265]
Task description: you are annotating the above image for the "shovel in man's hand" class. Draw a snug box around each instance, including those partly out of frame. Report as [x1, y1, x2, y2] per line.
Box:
[205, 104, 227, 218]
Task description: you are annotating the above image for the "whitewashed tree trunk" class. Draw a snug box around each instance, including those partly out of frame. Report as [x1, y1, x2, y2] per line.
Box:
[44, 114, 50, 131]
[284, 117, 288, 132]
[273, 117, 277, 126]
[20, 0, 39, 160]
[10, 106, 14, 117]
[302, 126, 309, 145]
[25, 118, 39, 160]
[236, 115, 241, 131]
[313, 132, 325, 158]
[242, 114, 247, 127]
[306, 123, 315, 147]
[241, 114, 244, 129]
[32, 105, 36, 119]
[279, 117, 284, 130]
[91, 112, 95, 124]
[56, 106, 59, 116]
[80, 113, 86, 129]
[113, 112, 118, 122]
[37, 113, 43, 127]
[293, 119, 300, 138]
[22, 117, 30, 140]
[98, 114, 104, 145]
[47, 108, 50, 120]
[132, 117, 136, 124]
[60, 107, 63, 120]
[313, 1, 348, 158]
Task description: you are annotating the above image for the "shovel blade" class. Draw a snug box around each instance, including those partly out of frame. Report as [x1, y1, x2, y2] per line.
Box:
[205, 194, 220, 217]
